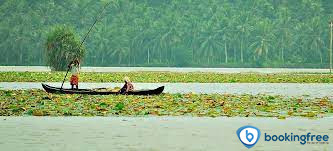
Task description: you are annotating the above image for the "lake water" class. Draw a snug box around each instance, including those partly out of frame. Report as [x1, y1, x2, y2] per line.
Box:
[1, 67, 332, 151]
[1, 82, 333, 98]
[0, 116, 331, 151]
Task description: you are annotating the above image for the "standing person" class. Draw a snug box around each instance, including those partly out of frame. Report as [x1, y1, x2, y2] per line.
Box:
[120, 77, 134, 94]
[68, 59, 80, 89]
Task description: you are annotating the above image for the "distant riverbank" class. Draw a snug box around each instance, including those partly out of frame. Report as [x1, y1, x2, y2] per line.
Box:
[0, 66, 330, 73]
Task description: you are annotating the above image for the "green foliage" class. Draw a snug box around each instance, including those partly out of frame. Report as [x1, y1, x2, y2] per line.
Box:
[114, 102, 125, 111]
[0, 0, 333, 67]
[0, 90, 332, 118]
[1, 72, 333, 83]
[175, 47, 192, 67]
[45, 25, 85, 71]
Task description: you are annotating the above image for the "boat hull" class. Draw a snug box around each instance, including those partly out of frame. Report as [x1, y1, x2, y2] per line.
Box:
[41, 83, 164, 95]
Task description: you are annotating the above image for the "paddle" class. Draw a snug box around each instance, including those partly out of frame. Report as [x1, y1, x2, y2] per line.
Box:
[60, 67, 70, 89]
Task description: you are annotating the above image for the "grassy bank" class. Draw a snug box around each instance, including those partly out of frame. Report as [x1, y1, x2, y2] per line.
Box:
[0, 90, 332, 118]
[1, 72, 333, 83]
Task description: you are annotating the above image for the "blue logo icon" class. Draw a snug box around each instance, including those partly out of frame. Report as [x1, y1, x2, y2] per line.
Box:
[236, 125, 261, 149]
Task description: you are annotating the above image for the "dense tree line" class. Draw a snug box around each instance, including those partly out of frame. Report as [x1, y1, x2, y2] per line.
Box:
[0, 0, 333, 67]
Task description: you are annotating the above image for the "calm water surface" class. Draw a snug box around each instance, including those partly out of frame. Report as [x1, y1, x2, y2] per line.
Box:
[1, 82, 333, 98]
[0, 117, 331, 151]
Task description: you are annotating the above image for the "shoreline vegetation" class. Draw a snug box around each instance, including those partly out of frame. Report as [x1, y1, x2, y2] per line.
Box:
[1, 72, 333, 83]
[1, 1, 333, 68]
[0, 90, 332, 118]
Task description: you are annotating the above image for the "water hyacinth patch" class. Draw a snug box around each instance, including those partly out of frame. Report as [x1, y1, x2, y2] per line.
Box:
[0, 90, 332, 118]
[1, 72, 333, 83]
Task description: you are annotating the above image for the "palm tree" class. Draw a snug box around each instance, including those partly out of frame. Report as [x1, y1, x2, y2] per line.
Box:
[250, 19, 276, 62]
[307, 16, 325, 64]
[275, 4, 293, 63]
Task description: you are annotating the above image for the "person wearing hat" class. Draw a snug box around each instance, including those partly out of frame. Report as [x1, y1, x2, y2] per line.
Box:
[120, 76, 134, 94]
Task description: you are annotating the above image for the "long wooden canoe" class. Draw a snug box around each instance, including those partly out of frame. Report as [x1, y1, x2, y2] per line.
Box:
[41, 83, 164, 95]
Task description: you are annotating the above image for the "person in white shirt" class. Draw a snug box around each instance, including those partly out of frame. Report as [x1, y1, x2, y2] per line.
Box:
[68, 59, 80, 89]
[120, 77, 134, 94]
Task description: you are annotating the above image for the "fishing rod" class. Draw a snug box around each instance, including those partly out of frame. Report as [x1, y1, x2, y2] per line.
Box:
[61, 1, 112, 89]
